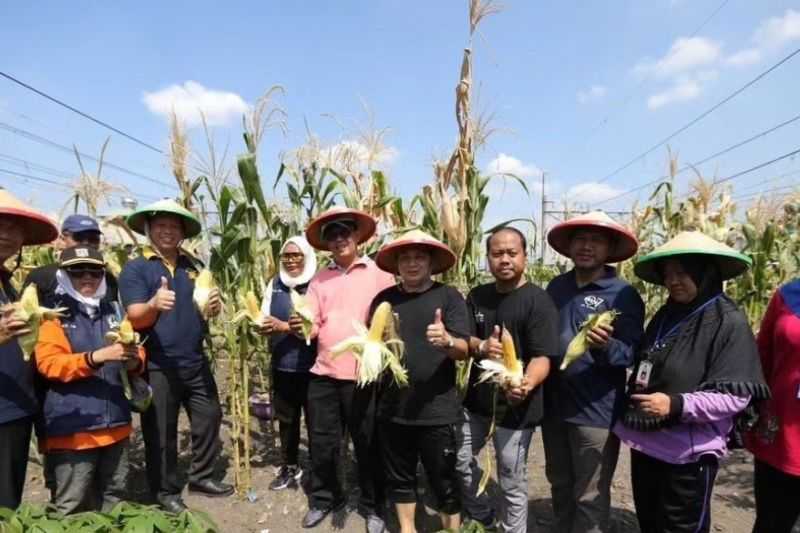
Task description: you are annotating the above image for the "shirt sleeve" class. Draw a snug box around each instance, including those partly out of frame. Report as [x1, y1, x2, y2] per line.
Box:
[35, 319, 94, 382]
[524, 288, 560, 360]
[593, 285, 645, 368]
[756, 290, 782, 380]
[680, 391, 750, 423]
[443, 287, 471, 340]
[118, 261, 152, 307]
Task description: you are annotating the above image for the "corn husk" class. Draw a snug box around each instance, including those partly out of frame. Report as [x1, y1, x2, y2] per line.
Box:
[290, 288, 314, 346]
[104, 317, 151, 412]
[476, 327, 523, 388]
[233, 291, 263, 325]
[330, 302, 408, 387]
[561, 310, 620, 371]
[3, 284, 67, 361]
[192, 269, 217, 318]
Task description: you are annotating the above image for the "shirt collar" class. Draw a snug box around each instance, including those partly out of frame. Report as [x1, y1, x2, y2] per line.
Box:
[570, 265, 618, 290]
[142, 244, 196, 262]
[326, 255, 371, 274]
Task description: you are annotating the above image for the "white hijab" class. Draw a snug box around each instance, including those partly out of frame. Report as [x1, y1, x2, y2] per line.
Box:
[261, 236, 317, 315]
[55, 268, 108, 317]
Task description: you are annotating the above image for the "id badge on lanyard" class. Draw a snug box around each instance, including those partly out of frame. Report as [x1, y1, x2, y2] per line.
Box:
[635, 360, 653, 389]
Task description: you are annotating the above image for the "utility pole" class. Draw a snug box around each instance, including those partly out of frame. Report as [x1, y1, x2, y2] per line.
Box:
[539, 171, 547, 263]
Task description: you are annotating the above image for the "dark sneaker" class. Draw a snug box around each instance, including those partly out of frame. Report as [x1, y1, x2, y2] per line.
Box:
[270, 465, 302, 490]
[302, 499, 346, 528]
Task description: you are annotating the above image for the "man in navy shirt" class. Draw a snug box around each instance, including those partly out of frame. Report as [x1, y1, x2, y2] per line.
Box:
[543, 211, 644, 533]
[119, 200, 229, 513]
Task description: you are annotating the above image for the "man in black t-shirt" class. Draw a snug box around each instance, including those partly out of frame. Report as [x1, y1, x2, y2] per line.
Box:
[456, 227, 559, 533]
[372, 230, 469, 533]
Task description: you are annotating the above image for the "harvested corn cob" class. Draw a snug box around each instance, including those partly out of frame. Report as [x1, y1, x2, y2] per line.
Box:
[104, 317, 152, 412]
[330, 301, 408, 387]
[234, 291, 263, 324]
[3, 284, 67, 360]
[290, 288, 314, 346]
[476, 326, 523, 388]
[192, 269, 217, 318]
[560, 310, 620, 370]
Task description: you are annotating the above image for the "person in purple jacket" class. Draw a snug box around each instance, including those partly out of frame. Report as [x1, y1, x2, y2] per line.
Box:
[614, 231, 769, 533]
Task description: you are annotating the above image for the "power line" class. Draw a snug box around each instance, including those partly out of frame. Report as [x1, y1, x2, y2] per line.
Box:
[0, 71, 164, 154]
[713, 147, 800, 185]
[732, 184, 798, 202]
[595, 112, 800, 205]
[582, 0, 731, 142]
[595, 45, 800, 184]
[0, 121, 177, 190]
[0, 168, 160, 202]
[0, 153, 74, 179]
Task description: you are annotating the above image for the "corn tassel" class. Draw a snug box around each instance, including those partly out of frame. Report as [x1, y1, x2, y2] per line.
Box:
[330, 302, 408, 387]
[476, 326, 523, 388]
[561, 310, 620, 370]
[3, 284, 67, 361]
[193, 269, 217, 318]
[290, 289, 314, 346]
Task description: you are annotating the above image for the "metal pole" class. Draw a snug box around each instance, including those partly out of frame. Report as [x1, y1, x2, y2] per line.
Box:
[540, 171, 546, 263]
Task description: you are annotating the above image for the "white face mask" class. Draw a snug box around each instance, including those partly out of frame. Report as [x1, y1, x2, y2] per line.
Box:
[55, 268, 108, 312]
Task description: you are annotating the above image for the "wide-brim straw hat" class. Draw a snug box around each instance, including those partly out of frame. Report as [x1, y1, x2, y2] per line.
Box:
[0, 189, 58, 245]
[547, 210, 639, 263]
[126, 199, 202, 239]
[376, 230, 457, 275]
[634, 230, 752, 285]
[305, 206, 377, 251]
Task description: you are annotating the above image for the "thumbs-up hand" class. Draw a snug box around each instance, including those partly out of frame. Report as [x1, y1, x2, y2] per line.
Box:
[426, 308, 452, 349]
[480, 325, 505, 360]
[151, 276, 176, 312]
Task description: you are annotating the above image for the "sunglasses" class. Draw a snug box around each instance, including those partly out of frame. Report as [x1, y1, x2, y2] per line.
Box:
[65, 267, 105, 279]
[323, 226, 354, 241]
[65, 232, 102, 246]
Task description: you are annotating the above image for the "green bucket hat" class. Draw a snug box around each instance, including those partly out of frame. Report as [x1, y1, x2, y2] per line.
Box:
[634, 230, 752, 285]
[126, 199, 202, 239]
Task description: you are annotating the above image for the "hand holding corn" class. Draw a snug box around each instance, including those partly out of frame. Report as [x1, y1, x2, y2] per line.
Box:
[586, 322, 613, 349]
[3, 284, 67, 360]
[204, 289, 222, 318]
[151, 277, 175, 312]
[93, 343, 139, 364]
[0, 306, 31, 345]
[426, 308, 452, 348]
[258, 316, 289, 336]
[505, 376, 531, 405]
[561, 310, 620, 371]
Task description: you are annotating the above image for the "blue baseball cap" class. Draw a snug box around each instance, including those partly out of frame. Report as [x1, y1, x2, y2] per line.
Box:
[61, 214, 102, 235]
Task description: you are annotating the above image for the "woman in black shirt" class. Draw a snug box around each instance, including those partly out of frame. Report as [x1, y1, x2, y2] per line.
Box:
[372, 230, 469, 533]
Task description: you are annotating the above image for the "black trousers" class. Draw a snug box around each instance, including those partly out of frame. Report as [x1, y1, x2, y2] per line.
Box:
[307, 375, 384, 513]
[378, 421, 460, 514]
[272, 369, 310, 466]
[142, 363, 223, 499]
[0, 416, 32, 509]
[631, 449, 718, 533]
[752, 459, 800, 533]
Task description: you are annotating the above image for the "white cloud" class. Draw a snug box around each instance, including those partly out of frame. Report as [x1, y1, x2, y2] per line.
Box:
[577, 85, 607, 104]
[727, 9, 800, 67]
[635, 37, 722, 79]
[753, 9, 800, 49]
[565, 182, 623, 204]
[485, 153, 542, 178]
[647, 78, 702, 109]
[142, 81, 249, 127]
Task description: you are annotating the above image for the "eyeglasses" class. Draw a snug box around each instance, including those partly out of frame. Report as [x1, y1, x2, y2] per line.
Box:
[66, 232, 101, 246]
[65, 267, 105, 279]
[280, 253, 305, 263]
[323, 226, 353, 242]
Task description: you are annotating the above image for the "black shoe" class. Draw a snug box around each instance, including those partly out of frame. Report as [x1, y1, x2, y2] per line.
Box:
[187, 479, 235, 497]
[302, 499, 346, 529]
[158, 494, 188, 514]
[270, 465, 303, 491]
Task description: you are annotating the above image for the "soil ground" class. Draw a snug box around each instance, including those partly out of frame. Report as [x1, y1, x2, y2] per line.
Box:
[22, 409, 797, 533]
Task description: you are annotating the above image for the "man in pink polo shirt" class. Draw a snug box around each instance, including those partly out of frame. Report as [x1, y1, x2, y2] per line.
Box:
[290, 207, 395, 532]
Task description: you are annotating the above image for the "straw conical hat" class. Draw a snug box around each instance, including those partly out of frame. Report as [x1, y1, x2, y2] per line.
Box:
[547, 210, 638, 263]
[376, 230, 456, 275]
[0, 190, 58, 245]
[305, 206, 377, 251]
[126, 199, 202, 238]
[634, 230, 752, 284]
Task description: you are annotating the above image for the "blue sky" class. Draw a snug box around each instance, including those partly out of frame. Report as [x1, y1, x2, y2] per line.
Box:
[1, 1, 799, 230]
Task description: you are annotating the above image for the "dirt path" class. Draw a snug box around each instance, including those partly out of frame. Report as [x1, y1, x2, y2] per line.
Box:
[23, 411, 785, 533]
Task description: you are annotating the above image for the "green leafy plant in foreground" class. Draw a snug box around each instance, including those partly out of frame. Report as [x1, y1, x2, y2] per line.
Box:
[0, 502, 218, 533]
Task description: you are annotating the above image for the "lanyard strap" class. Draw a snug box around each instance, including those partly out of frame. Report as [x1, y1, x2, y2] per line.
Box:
[651, 295, 721, 350]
